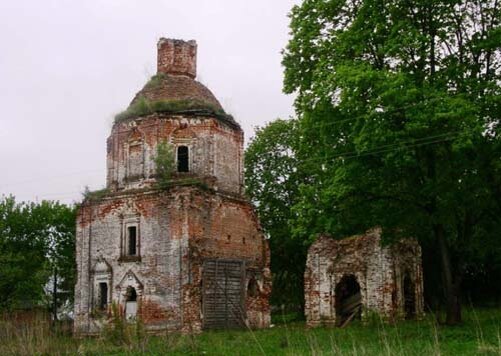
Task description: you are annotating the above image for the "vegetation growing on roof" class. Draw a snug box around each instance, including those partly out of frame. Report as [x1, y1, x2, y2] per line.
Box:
[82, 186, 109, 201]
[143, 73, 166, 90]
[114, 97, 233, 123]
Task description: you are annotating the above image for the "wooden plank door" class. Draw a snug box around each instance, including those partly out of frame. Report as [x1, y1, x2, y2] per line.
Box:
[202, 259, 245, 329]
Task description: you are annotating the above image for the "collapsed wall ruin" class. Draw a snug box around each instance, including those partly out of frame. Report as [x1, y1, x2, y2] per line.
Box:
[304, 228, 424, 327]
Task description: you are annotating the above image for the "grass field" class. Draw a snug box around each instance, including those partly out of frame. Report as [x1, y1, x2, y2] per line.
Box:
[1, 308, 501, 355]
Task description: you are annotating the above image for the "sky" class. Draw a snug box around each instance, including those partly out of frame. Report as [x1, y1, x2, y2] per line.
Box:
[0, 0, 299, 204]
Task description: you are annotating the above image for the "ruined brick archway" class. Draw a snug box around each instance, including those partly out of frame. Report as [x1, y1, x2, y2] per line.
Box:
[304, 229, 424, 327]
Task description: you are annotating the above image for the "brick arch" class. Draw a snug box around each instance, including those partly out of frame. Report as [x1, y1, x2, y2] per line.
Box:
[116, 270, 144, 300]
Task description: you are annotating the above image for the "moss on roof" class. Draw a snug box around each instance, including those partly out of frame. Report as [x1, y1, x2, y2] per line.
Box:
[114, 97, 235, 124]
[114, 73, 240, 128]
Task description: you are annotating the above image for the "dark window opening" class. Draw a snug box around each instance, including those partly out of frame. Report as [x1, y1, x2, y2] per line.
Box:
[403, 273, 416, 319]
[247, 278, 259, 298]
[335, 274, 361, 327]
[127, 226, 137, 256]
[177, 146, 189, 172]
[99, 282, 108, 310]
[126, 286, 137, 302]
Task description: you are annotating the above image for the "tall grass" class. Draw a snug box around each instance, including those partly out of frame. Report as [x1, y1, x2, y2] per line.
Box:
[0, 312, 76, 355]
[0, 308, 500, 355]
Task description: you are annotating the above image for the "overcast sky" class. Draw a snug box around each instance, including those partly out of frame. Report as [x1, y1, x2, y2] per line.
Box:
[0, 0, 298, 204]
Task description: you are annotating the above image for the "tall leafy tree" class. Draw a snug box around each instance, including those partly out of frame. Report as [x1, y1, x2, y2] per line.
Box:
[0, 196, 76, 312]
[245, 119, 306, 309]
[283, 0, 500, 324]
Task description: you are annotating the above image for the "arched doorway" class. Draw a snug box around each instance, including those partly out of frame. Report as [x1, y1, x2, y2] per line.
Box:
[335, 274, 362, 326]
[403, 273, 415, 319]
[247, 277, 259, 298]
[125, 286, 138, 320]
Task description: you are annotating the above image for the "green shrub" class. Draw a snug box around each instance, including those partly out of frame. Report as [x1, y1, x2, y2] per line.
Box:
[154, 141, 175, 188]
[102, 303, 127, 346]
[102, 303, 149, 351]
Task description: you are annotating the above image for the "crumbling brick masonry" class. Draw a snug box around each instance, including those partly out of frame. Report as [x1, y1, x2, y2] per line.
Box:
[74, 38, 271, 335]
[305, 228, 424, 327]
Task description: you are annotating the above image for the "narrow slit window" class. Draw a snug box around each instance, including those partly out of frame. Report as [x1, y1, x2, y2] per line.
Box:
[99, 282, 108, 310]
[177, 146, 189, 172]
[127, 226, 137, 256]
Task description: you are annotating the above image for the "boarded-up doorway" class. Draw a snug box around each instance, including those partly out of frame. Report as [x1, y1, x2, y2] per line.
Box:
[202, 259, 245, 329]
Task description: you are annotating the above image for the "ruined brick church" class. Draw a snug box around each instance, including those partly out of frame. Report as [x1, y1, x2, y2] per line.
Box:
[74, 38, 271, 335]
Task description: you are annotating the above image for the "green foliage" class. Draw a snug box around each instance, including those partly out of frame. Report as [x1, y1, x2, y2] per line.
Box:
[0, 196, 76, 311]
[82, 186, 109, 201]
[245, 119, 306, 309]
[102, 303, 148, 351]
[143, 73, 166, 89]
[103, 303, 127, 346]
[114, 97, 231, 123]
[154, 140, 175, 188]
[283, 0, 501, 323]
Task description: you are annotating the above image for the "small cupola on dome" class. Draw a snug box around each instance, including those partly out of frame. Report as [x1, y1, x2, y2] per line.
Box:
[157, 38, 197, 78]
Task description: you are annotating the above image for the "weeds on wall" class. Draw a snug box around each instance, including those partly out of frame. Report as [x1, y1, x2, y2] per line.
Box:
[82, 186, 109, 201]
[154, 141, 175, 189]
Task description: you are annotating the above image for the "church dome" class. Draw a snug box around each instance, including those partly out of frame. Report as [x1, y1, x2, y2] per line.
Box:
[130, 73, 224, 112]
[115, 38, 239, 129]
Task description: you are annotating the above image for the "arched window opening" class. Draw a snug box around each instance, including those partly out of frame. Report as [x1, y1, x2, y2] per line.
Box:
[335, 274, 361, 327]
[125, 286, 138, 320]
[126, 286, 137, 302]
[177, 146, 189, 172]
[403, 273, 416, 319]
[247, 278, 259, 298]
[98, 282, 108, 310]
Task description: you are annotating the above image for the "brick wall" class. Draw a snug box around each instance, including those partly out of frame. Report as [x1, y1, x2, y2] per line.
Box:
[74, 186, 270, 335]
[106, 114, 244, 195]
[157, 38, 197, 78]
[304, 228, 424, 327]
[74, 37, 269, 336]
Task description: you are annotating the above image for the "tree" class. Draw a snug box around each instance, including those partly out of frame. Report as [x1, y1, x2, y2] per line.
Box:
[245, 119, 306, 310]
[283, 0, 501, 324]
[0, 196, 76, 313]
